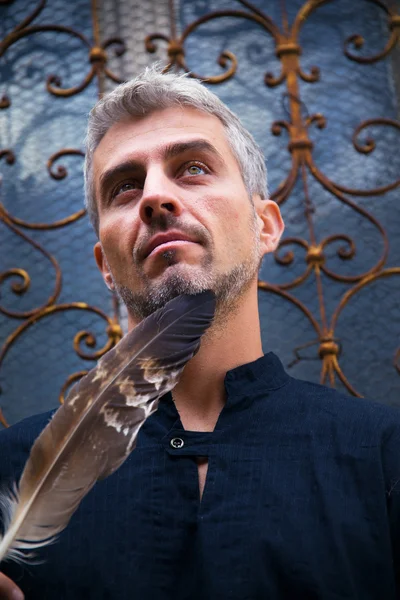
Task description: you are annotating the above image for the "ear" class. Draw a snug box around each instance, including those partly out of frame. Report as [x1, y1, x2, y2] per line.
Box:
[94, 242, 115, 291]
[253, 195, 284, 256]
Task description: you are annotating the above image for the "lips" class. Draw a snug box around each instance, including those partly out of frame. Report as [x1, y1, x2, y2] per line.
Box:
[144, 231, 198, 258]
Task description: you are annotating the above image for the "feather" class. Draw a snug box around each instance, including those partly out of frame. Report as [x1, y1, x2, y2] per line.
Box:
[0, 291, 215, 564]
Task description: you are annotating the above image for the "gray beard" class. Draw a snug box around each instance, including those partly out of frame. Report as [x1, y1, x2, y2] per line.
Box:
[108, 211, 261, 322]
[114, 250, 260, 322]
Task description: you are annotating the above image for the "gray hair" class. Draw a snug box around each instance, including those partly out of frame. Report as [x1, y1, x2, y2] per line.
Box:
[84, 66, 268, 235]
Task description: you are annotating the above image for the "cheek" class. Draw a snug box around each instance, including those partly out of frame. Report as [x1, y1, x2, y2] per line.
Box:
[99, 214, 133, 266]
[200, 195, 242, 232]
[200, 194, 255, 258]
[230, 210, 242, 227]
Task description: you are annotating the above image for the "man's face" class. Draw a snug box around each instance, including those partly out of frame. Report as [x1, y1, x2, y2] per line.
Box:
[93, 106, 281, 323]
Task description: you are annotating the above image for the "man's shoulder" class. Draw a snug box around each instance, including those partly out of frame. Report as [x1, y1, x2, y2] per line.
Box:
[0, 409, 55, 443]
[0, 410, 55, 480]
[282, 372, 400, 442]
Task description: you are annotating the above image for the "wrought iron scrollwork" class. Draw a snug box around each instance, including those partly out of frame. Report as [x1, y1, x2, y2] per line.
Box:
[0, 0, 125, 427]
[344, 0, 400, 63]
[47, 149, 85, 180]
[0, 304, 123, 426]
[0, 0, 126, 100]
[1, 0, 399, 428]
[1, 149, 86, 230]
[0, 205, 62, 318]
[146, 0, 400, 396]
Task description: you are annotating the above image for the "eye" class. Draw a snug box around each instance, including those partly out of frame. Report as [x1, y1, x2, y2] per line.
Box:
[187, 165, 204, 175]
[183, 162, 208, 177]
[112, 180, 140, 199]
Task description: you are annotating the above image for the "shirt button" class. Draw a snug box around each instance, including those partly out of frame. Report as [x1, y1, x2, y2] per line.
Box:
[170, 437, 184, 449]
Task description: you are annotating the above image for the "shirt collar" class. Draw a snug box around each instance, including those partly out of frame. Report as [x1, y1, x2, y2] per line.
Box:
[139, 352, 289, 442]
[224, 352, 289, 398]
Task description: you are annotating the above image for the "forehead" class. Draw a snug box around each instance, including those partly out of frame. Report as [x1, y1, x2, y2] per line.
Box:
[93, 106, 234, 175]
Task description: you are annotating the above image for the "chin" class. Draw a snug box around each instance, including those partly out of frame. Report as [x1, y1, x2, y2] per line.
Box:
[157, 263, 214, 296]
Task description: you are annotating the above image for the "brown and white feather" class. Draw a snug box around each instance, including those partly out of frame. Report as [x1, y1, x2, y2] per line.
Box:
[0, 291, 215, 564]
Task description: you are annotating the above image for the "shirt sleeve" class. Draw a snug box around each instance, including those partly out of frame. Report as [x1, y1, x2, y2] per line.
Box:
[382, 415, 400, 597]
[0, 412, 55, 505]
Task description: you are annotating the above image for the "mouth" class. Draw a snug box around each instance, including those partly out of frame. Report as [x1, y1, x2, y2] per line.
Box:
[144, 231, 199, 258]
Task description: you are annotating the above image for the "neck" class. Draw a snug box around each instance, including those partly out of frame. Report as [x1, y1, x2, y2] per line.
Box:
[171, 282, 263, 431]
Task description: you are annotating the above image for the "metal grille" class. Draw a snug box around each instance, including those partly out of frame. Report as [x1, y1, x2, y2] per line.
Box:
[1, 0, 399, 427]
[0, 0, 123, 426]
[173, 0, 400, 402]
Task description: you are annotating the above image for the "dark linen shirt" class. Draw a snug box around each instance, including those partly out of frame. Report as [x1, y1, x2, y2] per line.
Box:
[1, 353, 400, 599]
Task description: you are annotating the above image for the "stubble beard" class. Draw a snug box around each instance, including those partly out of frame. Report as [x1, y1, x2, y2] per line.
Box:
[109, 213, 261, 323]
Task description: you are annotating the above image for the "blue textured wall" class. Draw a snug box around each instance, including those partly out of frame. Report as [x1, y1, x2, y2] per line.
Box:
[0, 0, 399, 427]
[0, 0, 112, 424]
[180, 0, 400, 403]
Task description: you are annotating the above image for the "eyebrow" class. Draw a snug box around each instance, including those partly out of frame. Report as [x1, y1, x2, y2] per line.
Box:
[98, 139, 225, 198]
[163, 139, 225, 163]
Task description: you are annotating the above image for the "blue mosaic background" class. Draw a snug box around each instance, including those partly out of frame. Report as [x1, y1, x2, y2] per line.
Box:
[0, 0, 399, 426]
[180, 0, 400, 403]
[0, 0, 112, 424]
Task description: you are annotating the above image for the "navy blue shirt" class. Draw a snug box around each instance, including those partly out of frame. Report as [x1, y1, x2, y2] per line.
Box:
[1, 352, 400, 599]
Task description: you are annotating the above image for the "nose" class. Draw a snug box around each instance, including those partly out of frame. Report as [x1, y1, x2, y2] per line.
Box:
[139, 167, 183, 225]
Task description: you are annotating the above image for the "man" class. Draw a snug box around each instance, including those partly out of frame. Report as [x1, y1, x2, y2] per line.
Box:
[0, 67, 400, 599]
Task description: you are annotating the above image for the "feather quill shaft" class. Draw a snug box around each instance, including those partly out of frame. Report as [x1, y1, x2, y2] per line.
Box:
[0, 291, 215, 564]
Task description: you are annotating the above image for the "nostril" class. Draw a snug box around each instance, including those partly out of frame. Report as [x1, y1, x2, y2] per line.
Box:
[144, 205, 153, 219]
[162, 202, 174, 212]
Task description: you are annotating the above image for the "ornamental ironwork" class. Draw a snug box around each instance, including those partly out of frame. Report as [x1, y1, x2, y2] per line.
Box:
[0, 0, 399, 427]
